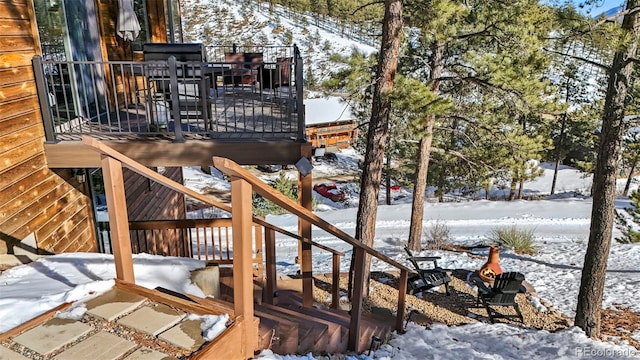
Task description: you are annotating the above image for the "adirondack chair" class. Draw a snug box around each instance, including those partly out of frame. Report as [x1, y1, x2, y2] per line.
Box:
[404, 246, 451, 296]
[475, 271, 525, 323]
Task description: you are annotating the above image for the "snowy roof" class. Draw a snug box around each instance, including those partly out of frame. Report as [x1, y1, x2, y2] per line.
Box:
[305, 97, 355, 126]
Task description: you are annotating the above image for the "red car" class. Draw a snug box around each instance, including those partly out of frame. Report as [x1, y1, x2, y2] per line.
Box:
[313, 183, 346, 202]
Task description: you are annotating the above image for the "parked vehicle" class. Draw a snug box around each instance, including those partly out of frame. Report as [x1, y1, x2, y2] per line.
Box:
[256, 164, 282, 173]
[313, 183, 346, 202]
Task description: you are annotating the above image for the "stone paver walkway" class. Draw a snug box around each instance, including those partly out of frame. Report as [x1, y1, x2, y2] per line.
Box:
[86, 289, 146, 321]
[53, 331, 136, 360]
[0, 287, 224, 359]
[118, 304, 186, 336]
[12, 318, 92, 355]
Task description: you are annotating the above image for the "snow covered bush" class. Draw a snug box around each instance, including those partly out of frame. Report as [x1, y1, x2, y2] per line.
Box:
[422, 221, 453, 250]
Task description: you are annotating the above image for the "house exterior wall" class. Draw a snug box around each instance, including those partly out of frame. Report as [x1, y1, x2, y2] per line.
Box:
[0, 0, 97, 254]
[124, 167, 188, 256]
[306, 121, 357, 149]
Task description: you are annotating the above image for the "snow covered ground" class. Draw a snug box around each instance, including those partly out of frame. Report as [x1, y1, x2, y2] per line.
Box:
[2, 148, 640, 359]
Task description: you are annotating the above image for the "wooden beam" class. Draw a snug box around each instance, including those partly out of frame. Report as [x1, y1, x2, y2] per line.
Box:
[299, 162, 313, 307]
[348, 247, 366, 352]
[45, 140, 306, 168]
[264, 228, 277, 305]
[102, 155, 134, 282]
[230, 177, 256, 354]
[114, 280, 235, 317]
[332, 254, 340, 309]
[191, 315, 247, 360]
[396, 269, 408, 333]
[0, 302, 71, 342]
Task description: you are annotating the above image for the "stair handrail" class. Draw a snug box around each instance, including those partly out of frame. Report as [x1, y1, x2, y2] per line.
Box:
[212, 156, 411, 272]
[213, 156, 411, 349]
[80, 136, 340, 256]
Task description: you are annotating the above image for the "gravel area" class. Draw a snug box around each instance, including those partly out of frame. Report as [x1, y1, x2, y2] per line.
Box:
[311, 270, 573, 332]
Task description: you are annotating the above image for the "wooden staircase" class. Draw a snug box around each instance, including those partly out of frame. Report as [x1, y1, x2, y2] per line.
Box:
[83, 138, 411, 357]
[255, 291, 394, 355]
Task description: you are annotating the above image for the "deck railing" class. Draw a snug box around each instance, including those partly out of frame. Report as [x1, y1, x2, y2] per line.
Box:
[205, 44, 296, 63]
[32, 47, 304, 143]
[98, 218, 264, 267]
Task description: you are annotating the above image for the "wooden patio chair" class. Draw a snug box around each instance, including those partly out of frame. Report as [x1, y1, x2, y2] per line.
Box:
[475, 271, 525, 323]
[404, 246, 451, 296]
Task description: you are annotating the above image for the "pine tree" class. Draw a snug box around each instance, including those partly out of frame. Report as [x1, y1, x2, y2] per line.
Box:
[575, 0, 640, 339]
[352, 0, 403, 299]
[403, 0, 555, 250]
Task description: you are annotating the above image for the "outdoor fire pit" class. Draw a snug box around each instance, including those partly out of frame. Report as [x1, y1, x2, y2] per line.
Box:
[478, 244, 503, 283]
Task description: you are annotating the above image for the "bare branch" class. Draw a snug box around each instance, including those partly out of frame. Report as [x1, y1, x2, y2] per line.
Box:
[351, 0, 384, 16]
[543, 47, 610, 71]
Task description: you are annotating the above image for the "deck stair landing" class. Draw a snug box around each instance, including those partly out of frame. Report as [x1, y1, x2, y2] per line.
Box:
[214, 267, 395, 355]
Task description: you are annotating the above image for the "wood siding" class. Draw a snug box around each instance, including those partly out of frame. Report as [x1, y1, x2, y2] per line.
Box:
[98, 0, 167, 62]
[0, 0, 96, 254]
[124, 166, 187, 256]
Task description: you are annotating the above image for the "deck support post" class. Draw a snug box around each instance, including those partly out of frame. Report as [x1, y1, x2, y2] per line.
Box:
[396, 269, 408, 333]
[32, 55, 57, 143]
[331, 254, 340, 309]
[230, 176, 256, 356]
[299, 145, 313, 307]
[102, 155, 134, 282]
[264, 228, 277, 305]
[168, 56, 185, 143]
[348, 246, 366, 352]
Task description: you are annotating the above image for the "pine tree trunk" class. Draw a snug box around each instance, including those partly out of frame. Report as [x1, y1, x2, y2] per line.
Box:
[509, 179, 517, 201]
[575, 0, 640, 339]
[407, 42, 444, 252]
[551, 112, 568, 195]
[623, 160, 637, 196]
[349, 0, 403, 298]
[518, 178, 524, 199]
[551, 157, 561, 195]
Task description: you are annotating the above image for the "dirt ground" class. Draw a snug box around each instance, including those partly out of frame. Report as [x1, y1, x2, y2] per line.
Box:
[308, 269, 640, 350]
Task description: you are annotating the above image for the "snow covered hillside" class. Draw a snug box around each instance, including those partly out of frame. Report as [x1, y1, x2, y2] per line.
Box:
[181, 0, 377, 83]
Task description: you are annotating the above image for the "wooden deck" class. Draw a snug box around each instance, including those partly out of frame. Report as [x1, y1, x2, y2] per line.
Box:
[43, 86, 309, 168]
[49, 88, 299, 142]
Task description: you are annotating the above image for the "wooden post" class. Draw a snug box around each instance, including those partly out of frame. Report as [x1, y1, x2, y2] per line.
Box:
[253, 225, 264, 282]
[264, 228, 277, 305]
[102, 155, 134, 283]
[348, 247, 366, 351]
[230, 177, 256, 355]
[396, 269, 408, 333]
[299, 145, 313, 307]
[331, 254, 340, 309]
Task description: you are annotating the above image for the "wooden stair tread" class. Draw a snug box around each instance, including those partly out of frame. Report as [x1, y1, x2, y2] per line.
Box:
[253, 309, 299, 354]
[255, 303, 332, 354]
[278, 292, 393, 328]
[265, 303, 346, 354]
[275, 292, 396, 352]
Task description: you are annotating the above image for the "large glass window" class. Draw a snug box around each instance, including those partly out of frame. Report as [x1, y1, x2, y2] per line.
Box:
[34, 0, 107, 120]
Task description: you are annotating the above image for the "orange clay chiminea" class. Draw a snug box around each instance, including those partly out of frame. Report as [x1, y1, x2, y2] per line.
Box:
[479, 244, 503, 283]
